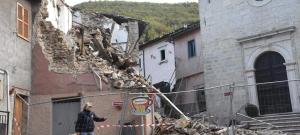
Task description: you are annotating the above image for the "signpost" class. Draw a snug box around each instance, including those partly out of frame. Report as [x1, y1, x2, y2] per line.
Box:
[131, 96, 153, 135]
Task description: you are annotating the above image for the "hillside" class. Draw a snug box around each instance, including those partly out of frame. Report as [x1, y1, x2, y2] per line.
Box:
[74, 1, 199, 42]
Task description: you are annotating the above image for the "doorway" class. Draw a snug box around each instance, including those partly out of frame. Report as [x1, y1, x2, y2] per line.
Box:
[52, 98, 80, 135]
[254, 51, 292, 115]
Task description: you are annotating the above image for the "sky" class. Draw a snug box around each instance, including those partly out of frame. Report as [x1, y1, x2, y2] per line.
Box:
[65, 0, 198, 6]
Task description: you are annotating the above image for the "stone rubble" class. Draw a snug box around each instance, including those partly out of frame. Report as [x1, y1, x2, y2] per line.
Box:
[155, 118, 290, 135]
[34, 0, 151, 90]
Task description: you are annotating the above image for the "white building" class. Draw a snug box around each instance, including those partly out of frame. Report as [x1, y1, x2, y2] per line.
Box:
[139, 38, 176, 91]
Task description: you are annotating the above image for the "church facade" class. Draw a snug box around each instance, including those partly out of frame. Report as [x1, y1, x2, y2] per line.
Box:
[199, 0, 300, 122]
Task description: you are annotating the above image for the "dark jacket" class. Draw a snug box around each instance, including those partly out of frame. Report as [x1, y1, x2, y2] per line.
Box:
[75, 110, 105, 132]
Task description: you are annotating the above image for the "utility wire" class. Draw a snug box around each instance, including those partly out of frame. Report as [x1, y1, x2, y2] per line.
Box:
[27, 79, 300, 106]
[30, 92, 127, 106]
[130, 79, 300, 95]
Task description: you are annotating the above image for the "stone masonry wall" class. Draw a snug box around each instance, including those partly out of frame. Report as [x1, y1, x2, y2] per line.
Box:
[199, 0, 300, 124]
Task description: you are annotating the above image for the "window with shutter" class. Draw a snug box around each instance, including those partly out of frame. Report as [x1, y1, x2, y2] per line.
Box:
[17, 3, 30, 41]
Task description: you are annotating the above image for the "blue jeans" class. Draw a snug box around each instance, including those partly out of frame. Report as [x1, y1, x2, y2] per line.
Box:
[80, 132, 94, 135]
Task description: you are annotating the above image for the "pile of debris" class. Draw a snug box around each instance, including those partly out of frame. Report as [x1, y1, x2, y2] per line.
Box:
[34, 0, 151, 89]
[155, 117, 288, 135]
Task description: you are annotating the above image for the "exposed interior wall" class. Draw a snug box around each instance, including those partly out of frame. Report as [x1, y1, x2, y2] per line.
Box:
[46, 0, 72, 33]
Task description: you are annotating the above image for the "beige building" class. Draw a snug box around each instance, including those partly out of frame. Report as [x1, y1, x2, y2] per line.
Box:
[172, 22, 206, 117]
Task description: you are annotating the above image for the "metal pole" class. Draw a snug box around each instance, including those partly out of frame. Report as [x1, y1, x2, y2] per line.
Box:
[151, 101, 155, 135]
[7, 112, 9, 135]
[119, 92, 129, 135]
[141, 116, 145, 135]
[229, 83, 235, 135]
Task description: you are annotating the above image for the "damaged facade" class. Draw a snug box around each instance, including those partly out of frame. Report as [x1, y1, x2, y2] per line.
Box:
[29, 0, 155, 135]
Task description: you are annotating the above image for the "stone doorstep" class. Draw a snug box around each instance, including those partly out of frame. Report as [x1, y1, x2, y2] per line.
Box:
[280, 129, 300, 134]
[248, 121, 300, 126]
[255, 113, 300, 119]
[241, 117, 300, 124]
[250, 125, 300, 130]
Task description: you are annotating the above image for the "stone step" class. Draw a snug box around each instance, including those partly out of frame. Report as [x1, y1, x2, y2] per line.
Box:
[249, 121, 300, 127]
[240, 112, 300, 133]
[261, 112, 300, 116]
[255, 113, 300, 120]
[250, 124, 300, 130]
[241, 116, 300, 124]
[281, 129, 300, 134]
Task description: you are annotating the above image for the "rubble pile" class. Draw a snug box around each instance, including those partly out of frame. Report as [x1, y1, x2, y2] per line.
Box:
[155, 118, 288, 135]
[34, 0, 151, 89]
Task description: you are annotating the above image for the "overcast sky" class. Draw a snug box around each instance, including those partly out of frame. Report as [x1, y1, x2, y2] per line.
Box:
[65, 0, 198, 6]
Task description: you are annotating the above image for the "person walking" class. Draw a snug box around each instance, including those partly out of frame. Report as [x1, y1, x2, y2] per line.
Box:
[75, 102, 106, 135]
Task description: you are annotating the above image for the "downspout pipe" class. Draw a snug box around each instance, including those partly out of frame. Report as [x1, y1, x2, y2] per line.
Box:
[0, 68, 10, 113]
[0, 68, 10, 135]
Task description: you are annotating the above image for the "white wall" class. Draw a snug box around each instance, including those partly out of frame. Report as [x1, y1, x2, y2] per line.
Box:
[46, 0, 72, 33]
[140, 41, 176, 89]
[111, 23, 128, 44]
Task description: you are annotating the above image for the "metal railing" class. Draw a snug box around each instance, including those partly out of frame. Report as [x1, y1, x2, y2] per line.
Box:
[0, 111, 9, 135]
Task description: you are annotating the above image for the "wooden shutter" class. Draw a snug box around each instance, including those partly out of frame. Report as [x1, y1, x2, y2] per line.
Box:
[23, 8, 29, 39]
[17, 3, 29, 40]
[17, 4, 23, 36]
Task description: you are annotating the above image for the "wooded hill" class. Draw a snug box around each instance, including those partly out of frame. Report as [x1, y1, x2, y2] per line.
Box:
[74, 1, 199, 42]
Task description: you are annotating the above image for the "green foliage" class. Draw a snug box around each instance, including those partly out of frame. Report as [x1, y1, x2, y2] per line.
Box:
[74, 1, 199, 42]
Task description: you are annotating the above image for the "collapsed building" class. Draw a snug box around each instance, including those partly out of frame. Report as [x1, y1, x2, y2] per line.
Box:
[28, 0, 163, 135]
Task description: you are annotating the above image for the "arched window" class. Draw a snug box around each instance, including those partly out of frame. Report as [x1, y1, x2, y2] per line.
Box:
[255, 51, 292, 114]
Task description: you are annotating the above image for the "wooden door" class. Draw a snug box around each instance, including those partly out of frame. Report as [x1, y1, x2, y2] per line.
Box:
[13, 96, 23, 135]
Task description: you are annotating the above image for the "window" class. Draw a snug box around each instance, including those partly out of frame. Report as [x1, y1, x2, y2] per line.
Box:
[17, 3, 29, 40]
[188, 40, 196, 58]
[139, 58, 142, 68]
[160, 50, 166, 61]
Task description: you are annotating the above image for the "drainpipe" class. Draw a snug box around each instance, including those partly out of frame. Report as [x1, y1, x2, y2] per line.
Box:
[0, 69, 10, 112]
[0, 68, 10, 135]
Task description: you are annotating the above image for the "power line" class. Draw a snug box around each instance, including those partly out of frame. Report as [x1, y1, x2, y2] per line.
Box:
[30, 92, 127, 106]
[27, 79, 300, 106]
[130, 79, 300, 95]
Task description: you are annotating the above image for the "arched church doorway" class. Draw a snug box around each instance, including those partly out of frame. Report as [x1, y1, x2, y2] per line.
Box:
[255, 51, 292, 115]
